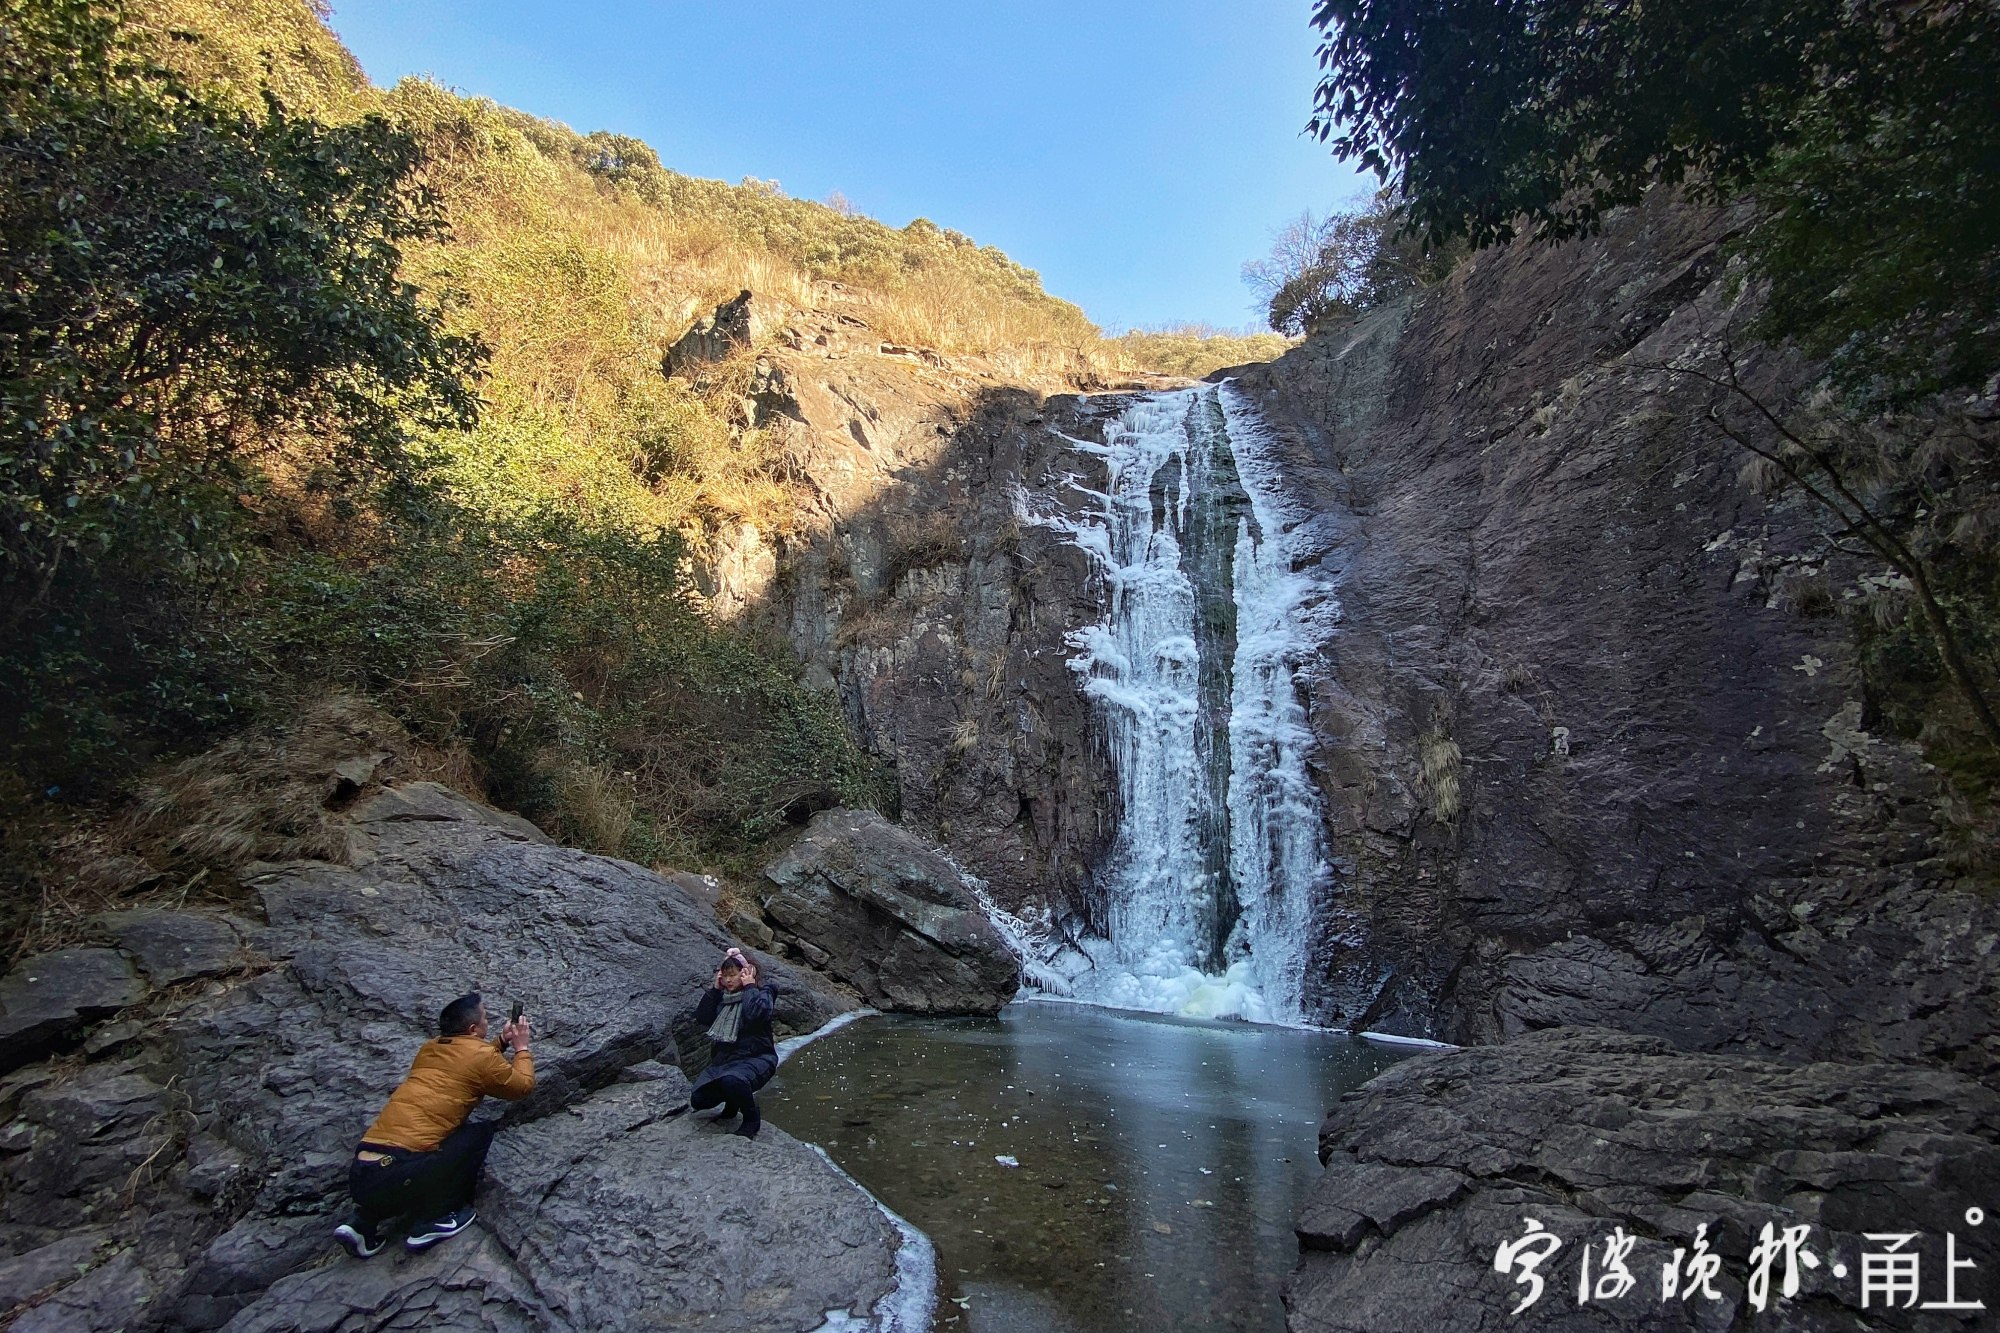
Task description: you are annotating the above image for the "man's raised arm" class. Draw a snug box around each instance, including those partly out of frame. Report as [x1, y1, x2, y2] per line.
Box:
[481, 1018, 535, 1099]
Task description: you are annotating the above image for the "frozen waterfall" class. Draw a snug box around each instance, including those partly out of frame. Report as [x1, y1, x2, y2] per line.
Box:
[1043, 384, 1338, 1025]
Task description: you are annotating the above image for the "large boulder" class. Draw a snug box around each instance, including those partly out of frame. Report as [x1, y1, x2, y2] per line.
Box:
[0, 783, 926, 1332]
[1286, 1026, 2000, 1331]
[761, 808, 1020, 1015]
[227, 1076, 917, 1333]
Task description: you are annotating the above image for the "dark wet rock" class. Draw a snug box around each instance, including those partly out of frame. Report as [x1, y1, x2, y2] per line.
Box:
[1285, 1027, 2000, 1332]
[223, 1080, 907, 1333]
[1295, 1162, 1467, 1253]
[10, 1250, 154, 1333]
[0, 1231, 105, 1311]
[222, 1231, 551, 1332]
[79, 1019, 146, 1058]
[762, 808, 1020, 1014]
[167, 1214, 326, 1331]
[97, 910, 246, 985]
[485, 1079, 901, 1330]
[180, 1132, 252, 1203]
[348, 781, 551, 847]
[612, 1058, 678, 1083]
[0, 1063, 54, 1116]
[728, 905, 776, 950]
[0, 949, 147, 1073]
[2, 1061, 175, 1228]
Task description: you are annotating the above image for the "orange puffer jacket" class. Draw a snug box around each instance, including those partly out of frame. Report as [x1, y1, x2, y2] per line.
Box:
[360, 1035, 535, 1153]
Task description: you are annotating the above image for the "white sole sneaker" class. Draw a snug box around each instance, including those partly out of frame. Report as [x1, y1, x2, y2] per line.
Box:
[405, 1209, 475, 1250]
[334, 1223, 385, 1258]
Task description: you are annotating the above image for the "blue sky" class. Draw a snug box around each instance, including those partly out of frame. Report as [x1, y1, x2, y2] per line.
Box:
[322, 1, 1376, 333]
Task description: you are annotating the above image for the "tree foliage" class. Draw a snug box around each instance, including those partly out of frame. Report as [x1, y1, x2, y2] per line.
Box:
[1307, 0, 2000, 400]
[0, 0, 888, 885]
[1242, 193, 1455, 335]
[0, 0, 483, 603]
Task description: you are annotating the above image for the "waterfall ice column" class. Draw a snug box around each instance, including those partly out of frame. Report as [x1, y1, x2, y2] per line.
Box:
[1216, 385, 1337, 1022]
[1061, 393, 1217, 1010]
[1059, 384, 1337, 1025]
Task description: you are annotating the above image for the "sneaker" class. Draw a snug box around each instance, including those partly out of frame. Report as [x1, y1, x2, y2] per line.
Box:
[405, 1206, 476, 1251]
[334, 1220, 386, 1259]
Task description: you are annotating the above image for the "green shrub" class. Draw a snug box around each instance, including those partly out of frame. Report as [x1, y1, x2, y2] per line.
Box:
[0, 0, 478, 785]
[0, 0, 886, 881]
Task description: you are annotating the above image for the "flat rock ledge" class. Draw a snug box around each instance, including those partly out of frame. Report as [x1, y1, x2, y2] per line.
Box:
[226, 1075, 908, 1333]
[0, 783, 924, 1332]
[761, 808, 1020, 1015]
[1287, 1026, 2000, 1332]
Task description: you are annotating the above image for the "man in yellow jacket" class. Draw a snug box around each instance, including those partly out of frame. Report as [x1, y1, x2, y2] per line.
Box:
[333, 992, 535, 1258]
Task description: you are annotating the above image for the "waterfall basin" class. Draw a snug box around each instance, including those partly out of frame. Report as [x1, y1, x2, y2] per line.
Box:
[766, 1000, 1413, 1332]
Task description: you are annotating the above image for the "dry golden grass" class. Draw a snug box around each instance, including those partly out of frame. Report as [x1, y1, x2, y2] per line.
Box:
[1106, 325, 1296, 379]
[142, 1, 1308, 567]
[5, 694, 444, 960]
[548, 762, 638, 855]
[1419, 722, 1463, 824]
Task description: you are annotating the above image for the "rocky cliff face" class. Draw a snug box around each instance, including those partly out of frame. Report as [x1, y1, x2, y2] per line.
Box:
[716, 197, 1998, 1074]
[1230, 193, 1999, 1068]
[697, 308, 1150, 932]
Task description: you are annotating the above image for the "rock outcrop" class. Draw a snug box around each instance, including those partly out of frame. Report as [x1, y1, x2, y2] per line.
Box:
[226, 1074, 910, 1333]
[1287, 1026, 2000, 1332]
[1228, 194, 2000, 1065]
[688, 297, 1139, 929]
[0, 949, 148, 1073]
[1244, 196, 2000, 1325]
[0, 783, 926, 1331]
[761, 808, 1021, 1014]
[663, 288, 764, 378]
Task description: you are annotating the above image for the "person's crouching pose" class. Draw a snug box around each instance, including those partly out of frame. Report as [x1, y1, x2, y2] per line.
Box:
[690, 948, 775, 1139]
[333, 993, 535, 1258]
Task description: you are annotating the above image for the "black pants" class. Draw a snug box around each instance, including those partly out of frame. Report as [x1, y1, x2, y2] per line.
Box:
[689, 1072, 760, 1132]
[349, 1121, 496, 1230]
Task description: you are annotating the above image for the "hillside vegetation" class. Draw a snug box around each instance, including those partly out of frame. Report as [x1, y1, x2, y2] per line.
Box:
[1108, 326, 1296, 380]
[3, 0, 1257, 951]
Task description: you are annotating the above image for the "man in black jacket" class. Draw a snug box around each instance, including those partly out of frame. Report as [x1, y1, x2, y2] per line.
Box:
[690, 947, 777, 1139]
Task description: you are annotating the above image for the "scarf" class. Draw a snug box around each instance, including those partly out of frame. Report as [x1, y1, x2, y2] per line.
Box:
[706, 988, 744, 1044]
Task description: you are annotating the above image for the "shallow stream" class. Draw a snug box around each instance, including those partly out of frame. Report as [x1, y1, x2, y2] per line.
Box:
[767, 1001, 1411, 1333]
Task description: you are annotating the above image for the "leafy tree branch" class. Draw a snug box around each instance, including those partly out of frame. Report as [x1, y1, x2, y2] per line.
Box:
[1652, 351, 2000, 752]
